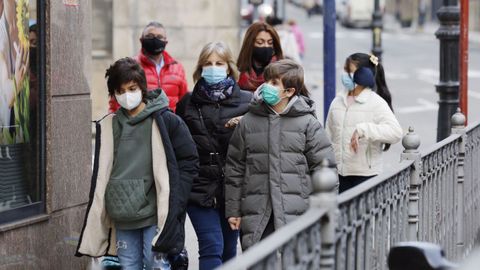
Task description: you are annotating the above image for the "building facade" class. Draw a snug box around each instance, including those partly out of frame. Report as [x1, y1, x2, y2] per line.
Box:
[0, 0, 92, 269]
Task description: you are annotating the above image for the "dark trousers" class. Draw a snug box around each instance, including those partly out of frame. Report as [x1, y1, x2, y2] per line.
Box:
[339, 175, 376, 193]
[187, 204, 239, 270]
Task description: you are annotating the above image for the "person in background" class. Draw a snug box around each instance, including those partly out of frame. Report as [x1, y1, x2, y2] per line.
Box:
[28, 23, 38, 115]
[76, 57, 199, 270]
[266, 16, 301, 63]
[176, 41, 252, 270]
[325, 53, 402, 193]
[237, 22, 284, 92]
[304, 0, 322, 17]
[287, 19, 305, 59]
[225, 59, 335, 250]
[109, 21, 188, 112]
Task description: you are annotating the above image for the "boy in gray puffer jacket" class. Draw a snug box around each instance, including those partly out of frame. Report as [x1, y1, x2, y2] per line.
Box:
[225, 59, 336, 250]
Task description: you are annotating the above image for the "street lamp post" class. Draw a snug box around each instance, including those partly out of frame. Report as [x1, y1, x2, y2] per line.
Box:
[371, 0, 383, 61]
[435, 0, 460, 141]
[323, 0, 336, 124]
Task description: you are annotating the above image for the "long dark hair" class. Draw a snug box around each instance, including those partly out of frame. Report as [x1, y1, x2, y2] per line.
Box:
[346, 53, 392, 110]
[346, 53, 393, 151]
[237, 22, 284, 72]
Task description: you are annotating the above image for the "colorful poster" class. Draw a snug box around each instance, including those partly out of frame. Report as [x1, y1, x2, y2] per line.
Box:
[0, 0, 30, 145]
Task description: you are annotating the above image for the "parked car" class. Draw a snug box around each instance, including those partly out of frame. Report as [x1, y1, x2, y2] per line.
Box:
[337, 0, 385, 28]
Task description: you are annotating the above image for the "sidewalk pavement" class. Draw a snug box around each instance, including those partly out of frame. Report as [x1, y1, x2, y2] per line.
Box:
[382, 14, 480, 45]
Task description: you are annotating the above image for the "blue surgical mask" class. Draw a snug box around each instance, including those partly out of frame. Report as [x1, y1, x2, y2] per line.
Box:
[261, 83, 284, 106]
[341, 72, 355, 91]
[201, 66, 228, 84]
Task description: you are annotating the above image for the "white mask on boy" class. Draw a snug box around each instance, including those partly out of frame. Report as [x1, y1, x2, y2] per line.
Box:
[115, 89, 142, 110]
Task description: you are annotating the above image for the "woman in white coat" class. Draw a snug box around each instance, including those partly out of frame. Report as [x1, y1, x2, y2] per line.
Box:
[326, 53, 403, 193]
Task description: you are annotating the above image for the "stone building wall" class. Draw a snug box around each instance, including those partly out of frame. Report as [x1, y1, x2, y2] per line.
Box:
[0, 0, 92, 269]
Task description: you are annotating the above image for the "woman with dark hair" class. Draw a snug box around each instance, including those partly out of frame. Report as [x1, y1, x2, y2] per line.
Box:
[325, 53, 403, 193]
[237, 22, 284, 91]
[76, 57, 199, 270]
[225, 59, 335, 250]
[346, 53, 392, 111]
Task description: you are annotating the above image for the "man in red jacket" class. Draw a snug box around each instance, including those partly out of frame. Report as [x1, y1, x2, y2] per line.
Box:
[109, 21, 188, 112]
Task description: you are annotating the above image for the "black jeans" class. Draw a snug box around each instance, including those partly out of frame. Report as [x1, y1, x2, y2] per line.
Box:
[339, 175, 376, 193]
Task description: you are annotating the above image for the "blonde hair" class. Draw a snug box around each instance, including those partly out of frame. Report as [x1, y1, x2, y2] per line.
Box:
[193, 41, 239, 83]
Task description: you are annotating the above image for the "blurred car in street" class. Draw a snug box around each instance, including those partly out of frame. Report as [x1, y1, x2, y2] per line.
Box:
[337, 0, 385, 28]
[241, 0, 274, 24]
[289, 0, 322, 16]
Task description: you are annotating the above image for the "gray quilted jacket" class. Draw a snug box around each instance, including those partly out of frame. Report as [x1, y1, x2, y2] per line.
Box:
[225, 95, 336, 249]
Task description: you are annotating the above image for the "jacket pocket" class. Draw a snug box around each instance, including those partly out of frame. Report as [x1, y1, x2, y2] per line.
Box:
[296, 163, 310, 198]
[105, 179, 154, 222]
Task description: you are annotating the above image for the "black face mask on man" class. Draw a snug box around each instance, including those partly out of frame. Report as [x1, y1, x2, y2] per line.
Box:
[141, 37, 167, 55]
[252, 46, 274, 67]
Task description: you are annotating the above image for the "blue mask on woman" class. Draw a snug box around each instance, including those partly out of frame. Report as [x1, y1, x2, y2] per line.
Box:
[261, 83, 284, 106]
[202, 66, 228, 84]
[341, 72, 355, 91]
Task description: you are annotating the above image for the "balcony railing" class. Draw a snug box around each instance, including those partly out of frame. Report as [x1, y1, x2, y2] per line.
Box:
[218, 109, 480, 270]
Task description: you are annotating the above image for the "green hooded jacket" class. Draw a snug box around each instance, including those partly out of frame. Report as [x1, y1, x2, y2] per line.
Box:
[106, 89, 169, 230]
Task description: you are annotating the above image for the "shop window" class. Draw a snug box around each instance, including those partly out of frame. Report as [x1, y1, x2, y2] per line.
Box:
[0, 0, 45, 224]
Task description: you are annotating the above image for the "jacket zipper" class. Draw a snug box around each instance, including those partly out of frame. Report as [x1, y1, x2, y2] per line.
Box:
[157, 68, 162, 88]
[157, 61, 170, 88]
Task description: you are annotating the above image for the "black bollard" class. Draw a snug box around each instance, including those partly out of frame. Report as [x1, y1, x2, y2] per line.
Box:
[435, 0, 460, 141]
[371, 0, 383, 61]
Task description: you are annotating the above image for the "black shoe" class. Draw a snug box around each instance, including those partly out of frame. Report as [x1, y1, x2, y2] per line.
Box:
[169, 248, 189, 270]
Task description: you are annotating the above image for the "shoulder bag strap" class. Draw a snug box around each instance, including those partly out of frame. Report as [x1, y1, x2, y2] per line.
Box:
[195, 105, 225, 172]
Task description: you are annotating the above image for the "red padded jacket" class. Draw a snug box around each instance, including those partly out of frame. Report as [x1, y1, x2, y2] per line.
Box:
[109, 50, 188, 112]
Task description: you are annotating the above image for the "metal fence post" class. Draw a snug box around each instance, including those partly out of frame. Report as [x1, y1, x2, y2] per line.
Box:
[451, 108, 467, 258]
[401, 127, 422, 242]
[310, 160, 338, 270]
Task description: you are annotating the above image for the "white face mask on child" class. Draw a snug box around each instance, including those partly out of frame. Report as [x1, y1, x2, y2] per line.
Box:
[115, 89, 142, 110]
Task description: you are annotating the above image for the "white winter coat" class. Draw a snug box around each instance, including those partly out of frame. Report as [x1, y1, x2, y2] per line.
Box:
[326, 89, 403, 176]
[275, 26, 302, 64]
